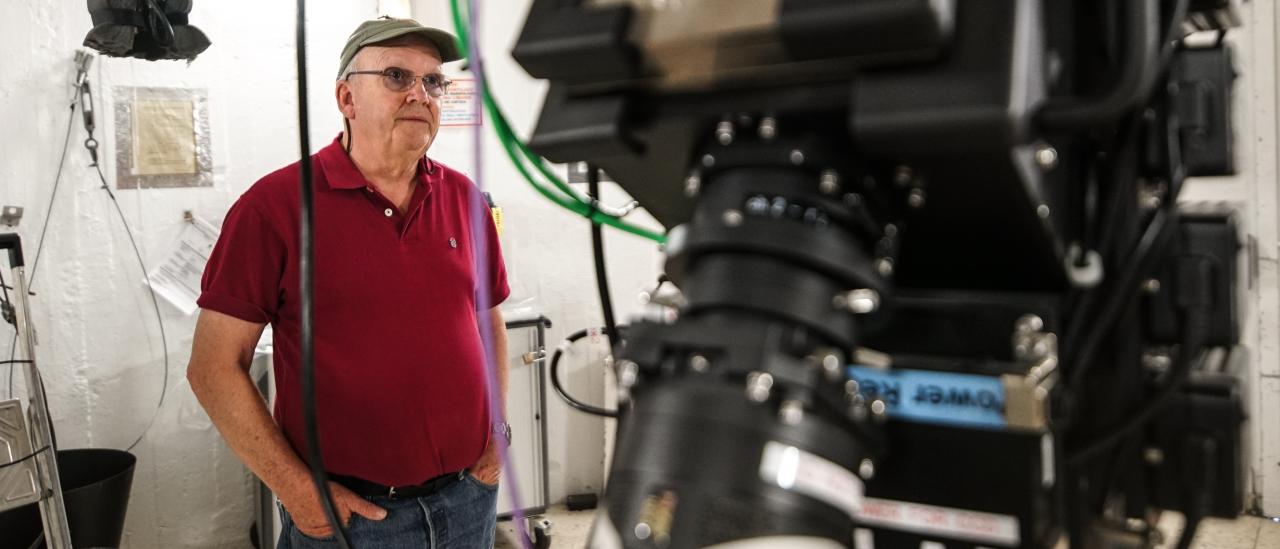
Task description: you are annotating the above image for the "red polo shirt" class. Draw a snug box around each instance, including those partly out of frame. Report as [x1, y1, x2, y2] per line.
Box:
[197, 136, 509, 487]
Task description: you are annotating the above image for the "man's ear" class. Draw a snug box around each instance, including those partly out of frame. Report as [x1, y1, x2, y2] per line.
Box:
[335, 80, 356, 119]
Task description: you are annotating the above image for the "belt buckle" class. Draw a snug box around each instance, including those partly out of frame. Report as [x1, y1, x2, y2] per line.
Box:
[388, 486, 397, 499]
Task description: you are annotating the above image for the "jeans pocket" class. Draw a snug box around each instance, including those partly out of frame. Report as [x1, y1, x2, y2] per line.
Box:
[464, 471, 500, 492]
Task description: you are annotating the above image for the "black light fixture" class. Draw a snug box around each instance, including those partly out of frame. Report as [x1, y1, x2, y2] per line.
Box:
[83, 0, 210, 61]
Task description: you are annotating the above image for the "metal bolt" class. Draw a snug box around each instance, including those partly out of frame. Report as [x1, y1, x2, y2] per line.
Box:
[907, 188, 926, 209]
[870, 399, 887, 419]
[722, 209, 744, 227]
[1143, 279, 1161, 294]
[634, 522, 652, 540]
[617, 360, 640, 389]
[845, 379, 861, 399]
[834, 289, 880, 314]
[684, 172, 701, 197]
[746, 195, 769, 215]
[689, 354, 710, 373]
[877, 258, 895, 277]
[779, 400, 805, 425]
[716, 120, 735, 145]
[843, 193, 862, 207]
[789, 149, 805, 165]
[883, 224, 898, 238]
[822, 353, 843, 380]
[1035, 145, 1059, 170]
[894, 166, 914, 187]
[747, 372, 774, 403]
[819, 170, 841, 195]
[858, 459, 876, 480]
[1144, 447, 1165, 465]
[701, 154, 716, 168]
[759, 117, 777, 140]
[1015, 314, 1044, 334]
[1037, 204, 1051, 218]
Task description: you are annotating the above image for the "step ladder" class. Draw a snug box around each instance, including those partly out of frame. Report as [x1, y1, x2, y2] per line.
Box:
[0, 233, 73, 548]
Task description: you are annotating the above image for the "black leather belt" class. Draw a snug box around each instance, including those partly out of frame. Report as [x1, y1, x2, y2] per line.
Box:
[329, 471, 463, 500]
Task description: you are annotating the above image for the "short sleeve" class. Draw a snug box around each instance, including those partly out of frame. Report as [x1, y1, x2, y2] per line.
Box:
[474, 195, 510, 308]
[196, 198, 287, 323]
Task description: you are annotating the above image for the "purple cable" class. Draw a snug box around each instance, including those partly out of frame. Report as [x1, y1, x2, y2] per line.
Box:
[464, 2, 534, 547]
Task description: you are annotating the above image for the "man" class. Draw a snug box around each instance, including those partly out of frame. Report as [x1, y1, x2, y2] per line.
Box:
[187, 17, 510, 548]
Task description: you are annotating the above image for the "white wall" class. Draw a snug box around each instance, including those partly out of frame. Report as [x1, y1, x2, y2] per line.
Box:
[0, 1, 381, 547]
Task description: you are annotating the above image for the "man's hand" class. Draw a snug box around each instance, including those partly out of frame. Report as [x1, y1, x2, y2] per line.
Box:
[284, 481, 387, 539]
[467, 437, 502, 486]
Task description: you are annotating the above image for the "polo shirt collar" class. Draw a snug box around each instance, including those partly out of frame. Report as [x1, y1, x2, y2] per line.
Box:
[316, 134, 438, 193]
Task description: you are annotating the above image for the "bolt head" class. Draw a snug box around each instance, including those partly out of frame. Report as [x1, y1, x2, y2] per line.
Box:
[689, 354, 710, 372]
[858, 459, 875, 480]
[1035, 146, 1059, 170]
[907, 188, 926, 209]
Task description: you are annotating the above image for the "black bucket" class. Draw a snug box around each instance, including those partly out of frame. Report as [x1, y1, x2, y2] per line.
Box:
[0, 449, 136, 549]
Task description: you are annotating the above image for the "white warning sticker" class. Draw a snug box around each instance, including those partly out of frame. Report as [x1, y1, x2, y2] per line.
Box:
[759, 442, 864, 519]
[855, 498, 1021, 547]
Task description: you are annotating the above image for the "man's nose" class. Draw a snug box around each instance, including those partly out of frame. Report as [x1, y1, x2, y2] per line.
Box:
[405, 79, 433, 103]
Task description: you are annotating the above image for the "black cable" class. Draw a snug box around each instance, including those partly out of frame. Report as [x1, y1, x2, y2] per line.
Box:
[1067, 303, 1208, 466]
[586, 164, 621, 355]
[1067, 208, 1179, 394]
[30, 100, 80, 285]
[550, 327, 621, 418]
[295, 1, 350, 546]
[6, 97, 78, 400]
[0, 445, 50, 472]
[0, 360, 34, 366]
[90, 163, 171, 453]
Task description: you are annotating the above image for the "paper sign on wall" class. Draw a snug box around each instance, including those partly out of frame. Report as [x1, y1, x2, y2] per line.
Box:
[147, 216, 218, 315]
[440, 77, 481, 127]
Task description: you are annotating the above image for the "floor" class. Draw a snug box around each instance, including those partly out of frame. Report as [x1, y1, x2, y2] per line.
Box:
[496, 506, 1280, 548]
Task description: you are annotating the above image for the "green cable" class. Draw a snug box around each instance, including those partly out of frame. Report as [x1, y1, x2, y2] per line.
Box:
[449, 0, 666, 244]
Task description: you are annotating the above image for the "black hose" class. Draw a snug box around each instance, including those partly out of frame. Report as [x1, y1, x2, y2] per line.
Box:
[587, 164, 621, 354]
[295, 0, 349, 546]
[1037, 0, 1161, 130]
[550, 327, 621, 418]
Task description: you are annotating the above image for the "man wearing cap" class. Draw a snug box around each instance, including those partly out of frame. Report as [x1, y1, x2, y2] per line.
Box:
[188, 17, 511, 548]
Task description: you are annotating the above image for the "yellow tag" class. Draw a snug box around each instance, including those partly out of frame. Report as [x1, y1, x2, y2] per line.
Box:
[491, 206, 504, 236]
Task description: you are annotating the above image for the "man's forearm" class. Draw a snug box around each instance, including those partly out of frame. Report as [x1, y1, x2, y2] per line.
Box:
[189, 362, 312, 502]
[490, 308, 509, 417]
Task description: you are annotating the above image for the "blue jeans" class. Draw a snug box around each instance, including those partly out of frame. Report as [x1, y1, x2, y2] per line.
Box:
[277, 472, 498, 549]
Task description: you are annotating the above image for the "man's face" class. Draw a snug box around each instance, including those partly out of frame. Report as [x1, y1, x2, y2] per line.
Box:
[337, 43, 445, 155]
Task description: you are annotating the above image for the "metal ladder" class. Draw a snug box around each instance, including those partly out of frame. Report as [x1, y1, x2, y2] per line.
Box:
[0, 233, 73, 548]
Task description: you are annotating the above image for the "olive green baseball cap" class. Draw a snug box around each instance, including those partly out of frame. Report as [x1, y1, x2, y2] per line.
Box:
[337, 17, 464, 79]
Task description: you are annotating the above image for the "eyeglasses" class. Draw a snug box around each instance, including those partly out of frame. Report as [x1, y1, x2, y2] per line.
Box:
[345, 67, 452, 98]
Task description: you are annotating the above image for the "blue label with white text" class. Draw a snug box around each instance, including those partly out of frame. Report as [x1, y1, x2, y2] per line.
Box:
[847, 366, 1007, 429]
